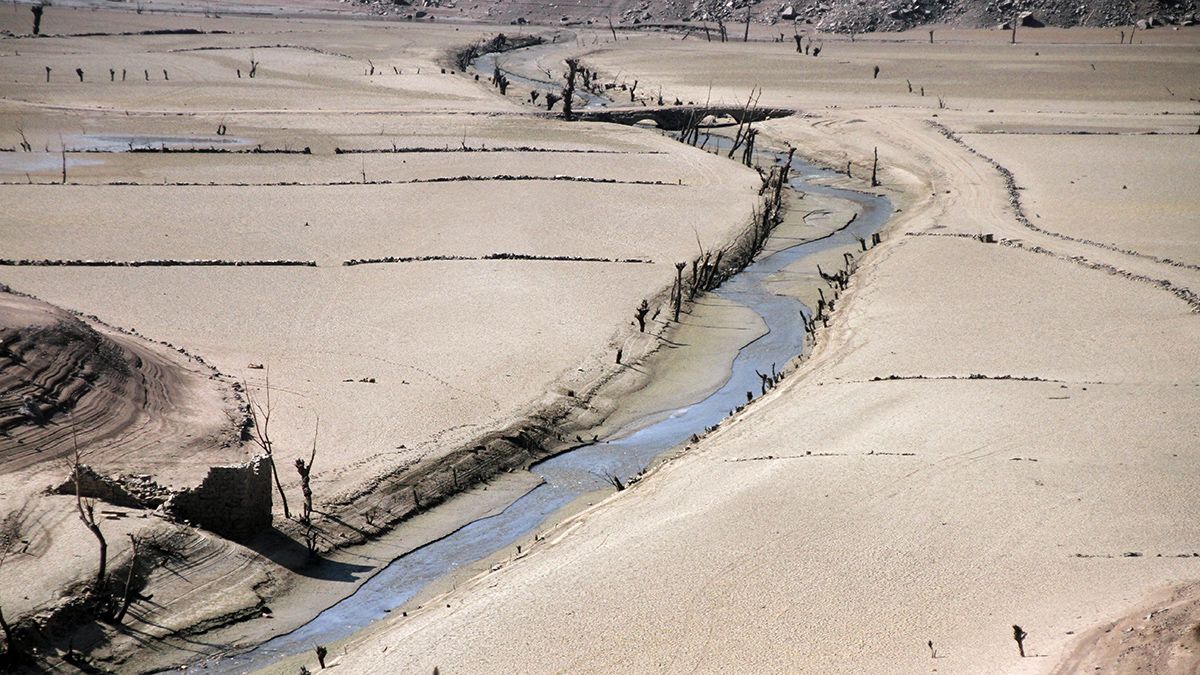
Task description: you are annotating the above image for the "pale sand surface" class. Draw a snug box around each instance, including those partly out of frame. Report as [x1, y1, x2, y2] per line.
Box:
[962, 134, 1200, 267]
[321, 29, 1200, 674]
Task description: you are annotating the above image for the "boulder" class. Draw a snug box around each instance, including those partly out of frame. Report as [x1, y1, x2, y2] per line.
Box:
[1017, 11, 1044, 27]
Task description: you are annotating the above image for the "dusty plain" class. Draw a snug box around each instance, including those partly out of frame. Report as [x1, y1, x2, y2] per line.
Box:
[320, 22, 1200, 675]
[0, 3, 1197, 674]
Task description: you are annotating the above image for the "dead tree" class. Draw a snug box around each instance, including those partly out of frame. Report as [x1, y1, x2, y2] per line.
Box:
[871, 146, 879, 187]
[315, 644, 328, 668]
[15, 124, 31, 152]
[727, 87, 761, 160]
[743, 9, 751, 41]
[75, 68, 83, 82]
[294, 418, 318, 526]
[1011, 20, 1018, 44]
[673, 261, 686, 321]
[561, 58, 580, 120]
[71, 449, 108, 600]
[703, 22, 712, 42]
[929, 29, 935, 43]
[635, 300, 650, 332]
[249, 54, 259, 78]
[607, 15, 617, 41]
[628, 79, 638, 102]
[162, 69, 169, 81]
[109, 68, 115, 82]
[111, 534, 140, 623]
[754, 369, 771, 395]
[545, 91, 560, 110]
[873, 65, 880, 79]
[497, 75, 509, 95]
[717, 19, 728, 42]
[45, 66, 50, 83]
[1012, 625, 1027, 657]
[794, 34, 802, 52]
[245, 373, 292, 519]
[31, 5, 44, 35]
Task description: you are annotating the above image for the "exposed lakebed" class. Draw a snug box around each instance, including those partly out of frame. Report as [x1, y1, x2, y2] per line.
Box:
[209, 145, 893, 673]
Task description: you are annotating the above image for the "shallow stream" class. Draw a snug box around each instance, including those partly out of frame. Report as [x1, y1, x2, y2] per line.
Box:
[211, 144, 892, 673]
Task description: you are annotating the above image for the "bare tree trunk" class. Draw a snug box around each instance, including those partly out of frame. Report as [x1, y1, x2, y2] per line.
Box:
[294, 418, 318, 526]
[635, 300, 649, 332]
[246, 375, 291, 519]
[607, 16, 617, 41]
[743, 10, 751, 42]
[78, 492, 107, 597]
[112, 535, 139, 623]
[871, 146, 879, 187]
[31, 5, 43, 35]
[561, 58, 580, 120]
[673, 262, 686, 321]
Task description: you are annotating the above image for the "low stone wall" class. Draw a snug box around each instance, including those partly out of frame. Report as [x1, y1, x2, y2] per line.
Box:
[54, 464, 148, 509]
[168, 456, 272, 542]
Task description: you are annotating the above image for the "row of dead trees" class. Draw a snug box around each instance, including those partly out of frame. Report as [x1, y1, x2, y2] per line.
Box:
[43, 67, 170, 82]
[641, 140, 796, 330]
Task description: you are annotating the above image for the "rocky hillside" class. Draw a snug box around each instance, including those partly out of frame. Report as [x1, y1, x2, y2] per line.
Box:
[351, 0, 1196, 33]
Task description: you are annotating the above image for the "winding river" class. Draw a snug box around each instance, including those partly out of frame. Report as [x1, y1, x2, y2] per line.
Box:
[209, 142, 892, 673]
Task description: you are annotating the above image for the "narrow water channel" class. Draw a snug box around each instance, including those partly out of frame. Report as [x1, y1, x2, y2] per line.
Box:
[210, 148, 892, 674]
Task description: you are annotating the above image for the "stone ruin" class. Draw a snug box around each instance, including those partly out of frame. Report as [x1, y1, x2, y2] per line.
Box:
[54, 464, 172, 509]
[168, 456, 272, 542]
[55, 457, 273, 543]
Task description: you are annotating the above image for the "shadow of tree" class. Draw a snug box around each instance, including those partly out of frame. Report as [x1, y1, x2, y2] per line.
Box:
[242, 527, 373, 583]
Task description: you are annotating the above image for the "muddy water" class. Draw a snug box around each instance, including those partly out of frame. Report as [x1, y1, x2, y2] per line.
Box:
[212, 150, 892, 674]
